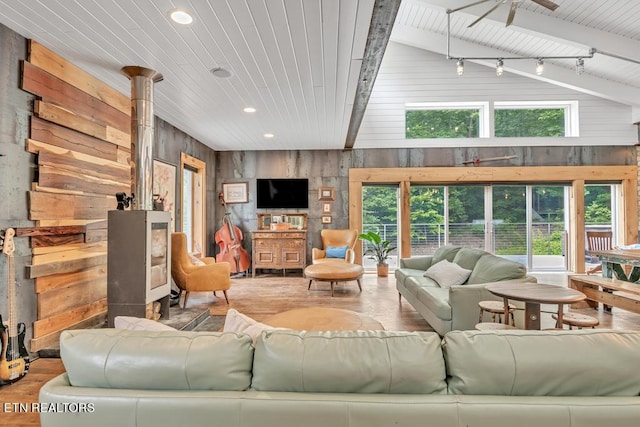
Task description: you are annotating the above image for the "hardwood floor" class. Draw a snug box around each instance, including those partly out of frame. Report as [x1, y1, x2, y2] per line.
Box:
[0, 358, 65, 427]
[208, 271, 434, 332]
[5, 270, 640, 427]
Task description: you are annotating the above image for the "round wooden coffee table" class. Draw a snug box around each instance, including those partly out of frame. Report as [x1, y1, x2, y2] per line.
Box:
[264, 307, 384, 331]
[304, 262, 364, 296]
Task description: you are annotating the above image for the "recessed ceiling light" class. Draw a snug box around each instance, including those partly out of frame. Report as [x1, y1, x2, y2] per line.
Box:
[169, 9, 193, 25]
[210, 67, 232, 78]
[243, 107, 256, 113]
[263, 133, 274, 138]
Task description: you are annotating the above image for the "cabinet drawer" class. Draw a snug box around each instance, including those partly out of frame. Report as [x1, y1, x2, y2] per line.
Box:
[280, 232, 305, 239]
[281, 239, 304, 248]
[253, 232, 278, 239]
[254, 238, 276, 248]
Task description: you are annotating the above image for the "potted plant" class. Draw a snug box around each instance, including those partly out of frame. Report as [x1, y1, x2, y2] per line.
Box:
[358, 231, 396, 277]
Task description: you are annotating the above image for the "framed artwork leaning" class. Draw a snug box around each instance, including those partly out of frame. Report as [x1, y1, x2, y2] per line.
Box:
[153, 159, 176, 231]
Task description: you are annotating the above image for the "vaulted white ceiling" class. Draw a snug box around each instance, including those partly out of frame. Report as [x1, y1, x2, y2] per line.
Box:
[1, 0, 639, 151]
[393, 0, 640, 120]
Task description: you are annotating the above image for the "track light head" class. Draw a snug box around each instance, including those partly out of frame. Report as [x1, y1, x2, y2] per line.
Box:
[456, 59, 464, 76]
[536, 58, 544, 75]
[576, 58, 585, 75]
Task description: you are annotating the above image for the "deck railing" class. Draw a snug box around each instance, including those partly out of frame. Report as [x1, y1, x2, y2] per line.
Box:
[361, 222, 611, 259]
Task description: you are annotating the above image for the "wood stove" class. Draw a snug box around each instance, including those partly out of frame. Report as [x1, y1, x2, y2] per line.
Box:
[107, 210, 171, 326]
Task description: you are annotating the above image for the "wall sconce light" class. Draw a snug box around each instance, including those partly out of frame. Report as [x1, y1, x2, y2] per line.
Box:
[536, 58, 544, 75]
[456, 59, 464, 76]
[496, 59, 504, 76]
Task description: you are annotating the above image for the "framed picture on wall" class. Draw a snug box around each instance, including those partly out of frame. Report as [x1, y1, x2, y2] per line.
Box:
[318, 187, 335, 201]
[222, 182, 249, 203]
[321, 215, 332, 224]
[322, 202, 332, 214]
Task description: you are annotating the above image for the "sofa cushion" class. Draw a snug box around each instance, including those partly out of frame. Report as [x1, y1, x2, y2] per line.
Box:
[252, 330, 447, 394]
[432, 245, 462, 264]
[451, 247, 487, 271]
[403, 276, 439, 298]
[467, 253, 526, 285]
[423, 260, 472, 288]
[223, 308, 290, 342]
[114, 316, 177, 331]
[416, 287, 452, 320]
[444, 330, 640, 396]
[394, 268, 427, 288]
[60, 329, 254, 391]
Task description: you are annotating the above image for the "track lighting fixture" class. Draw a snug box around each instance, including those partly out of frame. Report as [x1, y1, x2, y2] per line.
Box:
[496, 59, 504, 76]
[456, 59, 464, 76]
[446, 7, 595, 78]
[536, 58, 544, 75]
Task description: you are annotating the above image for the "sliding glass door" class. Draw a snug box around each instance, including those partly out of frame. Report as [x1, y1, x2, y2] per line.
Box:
[531, 185, 566, 270]
[491, 185, 527, 265]
[363, 181, 617, 272]
[362, 185, 399, 270]
[409, 186, 444, 256]
[449, 186, 486, 250]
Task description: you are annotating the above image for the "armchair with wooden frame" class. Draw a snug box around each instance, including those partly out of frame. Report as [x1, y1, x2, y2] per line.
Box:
[171, 232, 231, 308]
[586, 230, 613, 275]
[312, 229, 358, 264]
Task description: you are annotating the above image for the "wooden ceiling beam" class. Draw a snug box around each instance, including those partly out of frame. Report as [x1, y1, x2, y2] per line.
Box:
[344, 0, 401, 150]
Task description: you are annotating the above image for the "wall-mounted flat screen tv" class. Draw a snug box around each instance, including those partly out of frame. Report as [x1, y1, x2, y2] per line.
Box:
[256, 178, 309, 209]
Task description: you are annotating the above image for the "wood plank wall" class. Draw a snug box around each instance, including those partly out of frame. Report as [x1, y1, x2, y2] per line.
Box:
[20, 40, 131, 352]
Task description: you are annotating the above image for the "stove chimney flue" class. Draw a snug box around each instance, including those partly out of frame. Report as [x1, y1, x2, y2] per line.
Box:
[121, 66, 163, 210]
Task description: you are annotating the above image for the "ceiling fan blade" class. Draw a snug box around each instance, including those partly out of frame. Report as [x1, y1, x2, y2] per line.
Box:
[448, 0, 493, 14]
[506, 1, 518, 26]
[468, 3, 503, 28]
[530, 0, 559, 11]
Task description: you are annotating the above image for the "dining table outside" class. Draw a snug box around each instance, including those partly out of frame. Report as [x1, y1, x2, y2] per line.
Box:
[591, 248, 640, 283]
[486, 283, 587, 330]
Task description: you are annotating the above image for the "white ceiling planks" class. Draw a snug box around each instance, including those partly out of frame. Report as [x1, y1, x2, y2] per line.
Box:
[0, 0, 376, 151]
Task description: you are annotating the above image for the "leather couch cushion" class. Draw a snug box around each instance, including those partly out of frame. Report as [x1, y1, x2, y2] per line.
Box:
[60, 329, 254, 391]
[395, 268, 428, 288]
[451, 247, 487, 271]
[416, 287, 452, 320]
[444, 330, 640, 396]
[252, 330, 447, 394]
[432, 245, 462, 264]
[404, 275, 439, 297]
[467, 254, 526, 284]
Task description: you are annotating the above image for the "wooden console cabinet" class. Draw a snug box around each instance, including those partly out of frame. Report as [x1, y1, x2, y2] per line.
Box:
[252, 230, 307, 277]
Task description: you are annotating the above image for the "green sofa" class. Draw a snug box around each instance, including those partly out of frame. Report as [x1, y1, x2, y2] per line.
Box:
[40, 328, 640, 427]
[396, 245, 537, 335]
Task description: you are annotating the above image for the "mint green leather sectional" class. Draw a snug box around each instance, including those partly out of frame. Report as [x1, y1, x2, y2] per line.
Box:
[396, 245, 537, 335]
[40, 328, 640, 427]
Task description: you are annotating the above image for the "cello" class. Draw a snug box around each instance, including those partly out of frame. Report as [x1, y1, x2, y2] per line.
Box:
[215, 192, 250, 275]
